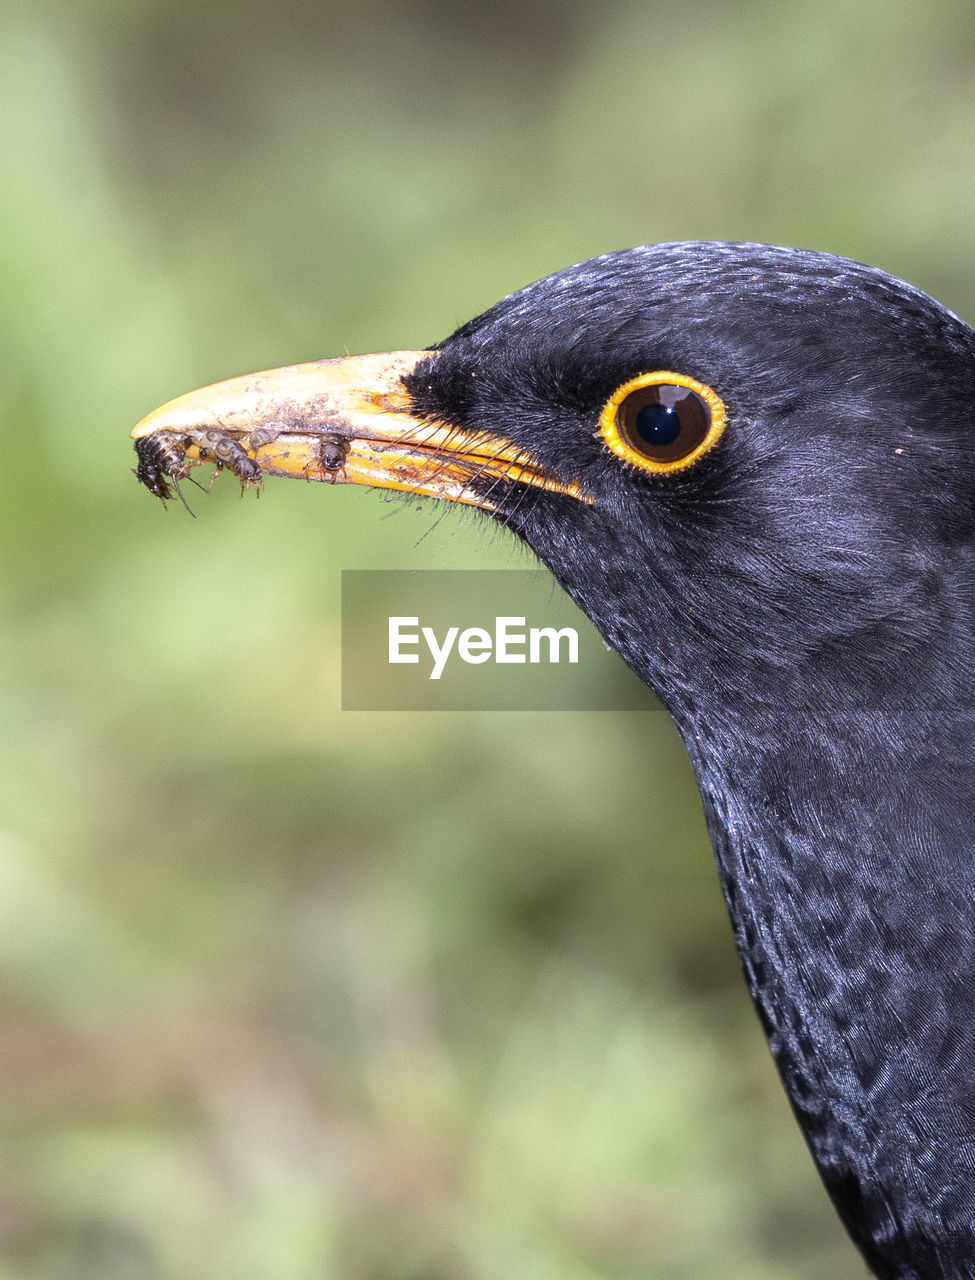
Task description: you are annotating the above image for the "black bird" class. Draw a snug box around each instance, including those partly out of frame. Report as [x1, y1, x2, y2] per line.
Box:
[132, 242, 975, 1278]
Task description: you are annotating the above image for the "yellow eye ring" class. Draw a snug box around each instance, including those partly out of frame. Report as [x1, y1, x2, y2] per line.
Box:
[598, 371, 726, 475]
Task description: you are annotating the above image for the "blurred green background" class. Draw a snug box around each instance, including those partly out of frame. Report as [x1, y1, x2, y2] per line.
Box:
[4, 1, 975, 1275]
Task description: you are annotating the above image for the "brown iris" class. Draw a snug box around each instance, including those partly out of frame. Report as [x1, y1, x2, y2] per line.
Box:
[598, 371, 726, 474]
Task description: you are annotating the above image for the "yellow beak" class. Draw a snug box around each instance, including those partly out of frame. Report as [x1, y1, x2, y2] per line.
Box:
[131, 350, 584, 509]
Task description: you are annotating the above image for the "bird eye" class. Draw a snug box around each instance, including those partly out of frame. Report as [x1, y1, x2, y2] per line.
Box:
[599, 371, 726, 474]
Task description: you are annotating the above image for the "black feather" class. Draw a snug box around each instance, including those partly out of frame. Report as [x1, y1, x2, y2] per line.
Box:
[405, 242, 975, 1278]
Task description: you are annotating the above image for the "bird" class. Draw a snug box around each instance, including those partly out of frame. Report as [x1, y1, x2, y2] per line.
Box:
[132, 242, 975, 1278]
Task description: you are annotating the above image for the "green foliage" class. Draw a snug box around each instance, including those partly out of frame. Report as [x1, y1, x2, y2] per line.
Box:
[3, 0, 974, 1273]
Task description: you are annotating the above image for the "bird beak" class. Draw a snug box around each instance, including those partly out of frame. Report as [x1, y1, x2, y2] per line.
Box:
[131, 351, 584, 509]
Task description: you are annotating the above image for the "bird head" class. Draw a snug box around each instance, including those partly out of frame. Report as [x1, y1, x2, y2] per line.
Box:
[132, 242, 975, 732]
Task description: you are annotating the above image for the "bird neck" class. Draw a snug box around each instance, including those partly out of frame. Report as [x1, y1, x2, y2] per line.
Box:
[674, 657, 975, 1278]
[549, 552, 975, 1276]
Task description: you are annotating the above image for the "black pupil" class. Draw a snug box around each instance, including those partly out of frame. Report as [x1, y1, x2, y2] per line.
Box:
[618, 384, 710, 463]
[634, 402, 680, 446]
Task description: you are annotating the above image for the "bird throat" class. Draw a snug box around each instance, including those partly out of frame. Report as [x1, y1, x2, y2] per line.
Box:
[536, 532, 975, 1278]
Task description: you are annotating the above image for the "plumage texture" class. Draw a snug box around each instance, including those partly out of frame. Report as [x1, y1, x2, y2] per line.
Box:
[404, 243, 975, 1278]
